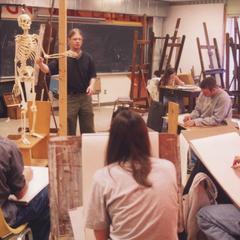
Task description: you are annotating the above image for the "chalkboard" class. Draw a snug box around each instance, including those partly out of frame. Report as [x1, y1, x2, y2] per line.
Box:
[0, 19, 142, 78]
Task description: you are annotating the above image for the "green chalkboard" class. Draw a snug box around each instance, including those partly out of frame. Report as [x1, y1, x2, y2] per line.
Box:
[0, 20, 142, 79]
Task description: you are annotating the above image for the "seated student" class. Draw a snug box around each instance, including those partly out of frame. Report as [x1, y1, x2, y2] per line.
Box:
[85, 110, 178, 240]
[183, 76, 232, 127]
[158, 67, 185, 112]
[158, 67, 185, 87]
[0, 137, 50, 240]
[197, 204, 240, 240]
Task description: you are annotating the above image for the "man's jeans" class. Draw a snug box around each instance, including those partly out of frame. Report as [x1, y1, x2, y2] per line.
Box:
[67, 93, 95, 135]
[12, 186, 50, 240]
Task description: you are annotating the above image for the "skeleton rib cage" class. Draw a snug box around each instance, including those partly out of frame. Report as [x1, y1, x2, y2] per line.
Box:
[15, 34, 39, 82]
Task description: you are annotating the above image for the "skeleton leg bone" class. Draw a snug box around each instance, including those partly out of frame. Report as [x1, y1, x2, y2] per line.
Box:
[29, 82, 43, 139]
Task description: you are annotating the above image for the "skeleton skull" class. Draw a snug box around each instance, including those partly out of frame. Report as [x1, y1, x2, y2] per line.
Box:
[17, 13, 32, 30]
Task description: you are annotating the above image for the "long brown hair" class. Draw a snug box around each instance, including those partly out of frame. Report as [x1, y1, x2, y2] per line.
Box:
[106, 110, 152, 187]
[159, 67, 176, 86]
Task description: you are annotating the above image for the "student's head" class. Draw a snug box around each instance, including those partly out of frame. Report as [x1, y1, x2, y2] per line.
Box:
[106, 109, 152, 187]
[200, 77, 218, 97]
[166, 67, 176, 77]
[68, 28, 83, 51]
[160, 67, 176, 85]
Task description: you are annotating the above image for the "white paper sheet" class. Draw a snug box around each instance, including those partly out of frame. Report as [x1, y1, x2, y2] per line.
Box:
[69, 206, 85, 240]
[9, 166, 48, 204]
[179, 133, 190, 186]
[190, 132, 240, 206]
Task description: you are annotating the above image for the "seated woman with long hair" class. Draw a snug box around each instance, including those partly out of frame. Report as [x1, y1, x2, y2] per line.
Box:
[85, 110, 178, 240]
[158, 67, 185, 112]
[159, 67, 184, 87]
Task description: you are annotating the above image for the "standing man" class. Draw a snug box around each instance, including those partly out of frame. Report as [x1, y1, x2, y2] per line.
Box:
[37, 28, 96, 135]
[0, 137, 50, 240]
[183, 77, 232, 127]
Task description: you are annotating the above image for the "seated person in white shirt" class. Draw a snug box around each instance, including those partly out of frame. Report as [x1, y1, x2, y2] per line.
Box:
[183, 77, 232, 127]
[85, 109, 178, 240]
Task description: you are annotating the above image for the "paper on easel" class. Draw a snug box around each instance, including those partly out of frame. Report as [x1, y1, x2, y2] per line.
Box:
[9, 166, 49, 204]
[69, 206, 85, 240]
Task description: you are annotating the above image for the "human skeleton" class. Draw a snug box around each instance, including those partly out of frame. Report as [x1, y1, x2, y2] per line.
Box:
[13, 12, 80, 144]
[13, 13, 41, 144]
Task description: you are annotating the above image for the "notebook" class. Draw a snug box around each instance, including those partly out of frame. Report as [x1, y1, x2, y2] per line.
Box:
[9, 166, 49, 204]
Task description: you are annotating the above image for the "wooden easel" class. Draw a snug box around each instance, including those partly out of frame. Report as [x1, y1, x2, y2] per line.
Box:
[130, 15, 154, 111]
[154, 18, 186, 77]
[196, 22, 224, 87]
[226, 17, 240, 113]
[226, 18, 240, 91]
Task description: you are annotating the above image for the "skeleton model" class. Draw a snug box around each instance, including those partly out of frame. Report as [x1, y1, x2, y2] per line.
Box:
[13, 12, 79, 144]
[13, 12, 42, 144]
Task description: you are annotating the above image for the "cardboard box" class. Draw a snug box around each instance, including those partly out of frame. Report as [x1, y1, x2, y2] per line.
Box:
[3, 92, 21, 119]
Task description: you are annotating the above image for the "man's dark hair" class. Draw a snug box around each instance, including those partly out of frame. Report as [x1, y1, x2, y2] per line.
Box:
[200, 77, 217, 90]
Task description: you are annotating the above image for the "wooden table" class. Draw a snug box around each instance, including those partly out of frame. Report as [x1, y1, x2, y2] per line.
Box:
[159, 86, 201, 112]
[9, 134, 48, 166]
[181, 125, 240, 207]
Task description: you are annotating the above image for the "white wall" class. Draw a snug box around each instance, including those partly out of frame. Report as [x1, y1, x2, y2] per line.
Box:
[97, 73, 131, 103]
[152, 17, 164, 75]
[163, 3, 225, 77]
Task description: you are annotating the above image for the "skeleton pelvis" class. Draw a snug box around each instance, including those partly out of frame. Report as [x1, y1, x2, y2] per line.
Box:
[17, 66, 34, 81]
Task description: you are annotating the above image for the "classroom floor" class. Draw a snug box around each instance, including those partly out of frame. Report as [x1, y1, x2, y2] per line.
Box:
[0, 105, 114, 138]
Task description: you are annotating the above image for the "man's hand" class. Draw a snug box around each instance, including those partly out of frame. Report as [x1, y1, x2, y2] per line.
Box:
[15, 167, 33, 199]
[36, 57, 44, 66]
[36, 57, 50, 74]
[86, 85, 94, 96]
[183, 114, 192, 122]
[23, 167, 33, 182]
[184, 120, 195, 127]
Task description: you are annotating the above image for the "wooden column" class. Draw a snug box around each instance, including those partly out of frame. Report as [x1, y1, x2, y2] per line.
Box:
[49, 136, 82, 240]
[59, 0, 67, 135]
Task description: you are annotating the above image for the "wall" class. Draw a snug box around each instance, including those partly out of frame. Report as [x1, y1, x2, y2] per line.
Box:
[152, 17, 164, 75]
[97, 73, 131, 103]
[227, 0, 240, 16]
[163, 3, 225, 77]
[2, 0, 168, 17]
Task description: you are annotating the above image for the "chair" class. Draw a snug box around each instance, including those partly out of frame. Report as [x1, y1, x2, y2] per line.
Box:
[158, 133, 184, 233]
[0, 208, 32, 240]
[147, 101, 165, 132]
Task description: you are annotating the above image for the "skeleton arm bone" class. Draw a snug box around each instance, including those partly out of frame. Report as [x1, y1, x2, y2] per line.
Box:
[41, 46, 66, 60]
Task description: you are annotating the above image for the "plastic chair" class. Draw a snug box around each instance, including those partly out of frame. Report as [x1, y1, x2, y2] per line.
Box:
[0, 208, 32, 240]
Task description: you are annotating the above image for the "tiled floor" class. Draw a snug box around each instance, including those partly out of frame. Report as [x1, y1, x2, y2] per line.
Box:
[0, 105, 114, 138]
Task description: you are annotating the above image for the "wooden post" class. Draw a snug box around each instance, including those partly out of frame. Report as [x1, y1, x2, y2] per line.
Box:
[49, 136, 82, 240]
[58, 0, 67, 135]
[168, 101, 179, 135]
